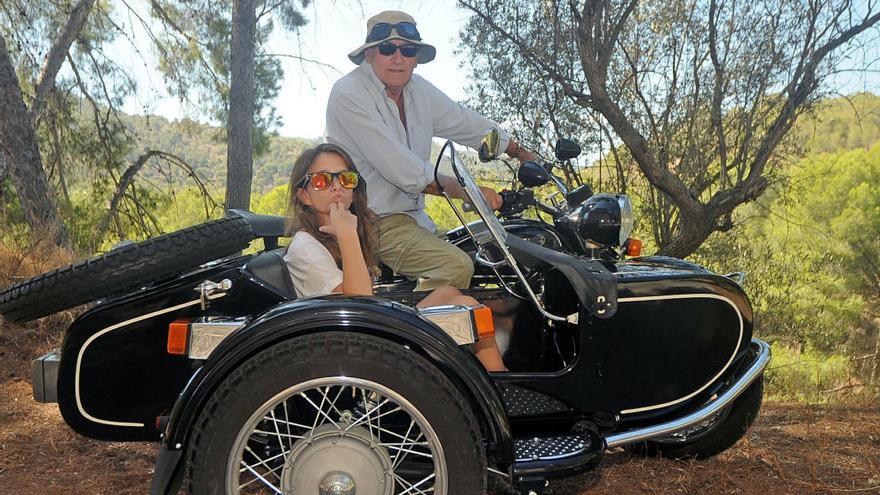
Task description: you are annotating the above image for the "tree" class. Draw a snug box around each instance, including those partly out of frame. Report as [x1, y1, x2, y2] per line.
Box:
[227, 0, 257, 210]
[458, 0, 880, 257]
[0, 0, 100, 248]
[148, 0, 313, 210]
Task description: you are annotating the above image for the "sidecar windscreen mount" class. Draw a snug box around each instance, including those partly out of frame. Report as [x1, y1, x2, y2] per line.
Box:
[435, 141, 617, 320]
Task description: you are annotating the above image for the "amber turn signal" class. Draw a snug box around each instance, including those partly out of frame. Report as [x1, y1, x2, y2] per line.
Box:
[624, 238, 643, 257]
[167, 319, 191, 355]
[472, 305, 495, 339]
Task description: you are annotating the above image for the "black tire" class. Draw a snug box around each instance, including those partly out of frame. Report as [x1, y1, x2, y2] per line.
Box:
[635, 375, 764, 460]
[186, 332, 486, 495]
[0, 217, 253, 323]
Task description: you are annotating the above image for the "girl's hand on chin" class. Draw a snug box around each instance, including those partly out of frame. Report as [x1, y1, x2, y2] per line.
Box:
[319, 202, 358, 238]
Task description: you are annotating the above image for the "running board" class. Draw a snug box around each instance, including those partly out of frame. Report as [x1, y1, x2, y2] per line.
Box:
[499, 384, 569, 417]
[510, 430, 603, 485]
[604, 339, 771, 448]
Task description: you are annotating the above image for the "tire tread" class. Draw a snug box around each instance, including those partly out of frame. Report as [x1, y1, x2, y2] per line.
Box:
[0, 217, 254, 323]
[186, 332, 486, 494]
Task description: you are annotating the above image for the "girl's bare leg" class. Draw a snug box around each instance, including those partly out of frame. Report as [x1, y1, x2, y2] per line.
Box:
[417, 286, 508, 372]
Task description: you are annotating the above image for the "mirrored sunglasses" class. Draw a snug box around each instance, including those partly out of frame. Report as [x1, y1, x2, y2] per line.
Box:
[377, 41, 419, 58]
[300, 171, 360, 190]
[366, 21, 421, 42]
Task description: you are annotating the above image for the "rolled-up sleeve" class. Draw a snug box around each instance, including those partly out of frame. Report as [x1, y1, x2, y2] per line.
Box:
[326, 82, 433, 197]
[425, 80, 510, 152]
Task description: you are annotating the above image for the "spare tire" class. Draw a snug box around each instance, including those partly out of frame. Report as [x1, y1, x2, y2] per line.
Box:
[0, 217, 254, 323]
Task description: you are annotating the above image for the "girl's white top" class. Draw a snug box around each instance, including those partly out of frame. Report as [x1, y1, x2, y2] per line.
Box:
[284, 231, 343, 298]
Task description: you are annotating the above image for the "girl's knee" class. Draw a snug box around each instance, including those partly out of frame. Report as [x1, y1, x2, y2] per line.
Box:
[430, 285, 459, 301]
[448, 294, 478, 306]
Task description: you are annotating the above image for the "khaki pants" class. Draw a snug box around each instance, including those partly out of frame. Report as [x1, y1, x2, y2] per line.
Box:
[377, 214, 474, 290]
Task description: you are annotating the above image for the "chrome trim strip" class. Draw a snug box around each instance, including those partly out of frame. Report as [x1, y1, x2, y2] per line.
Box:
[617, 293, 744, 414]
[604, 339, 770, 448]
[74, 293, 225, 428]
[418, 305, 479, 345]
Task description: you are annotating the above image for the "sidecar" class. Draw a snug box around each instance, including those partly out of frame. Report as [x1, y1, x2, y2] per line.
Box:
[5, 142, 770, 495]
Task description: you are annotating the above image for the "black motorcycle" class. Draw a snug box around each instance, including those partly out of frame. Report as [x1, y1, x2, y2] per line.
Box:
[4, 134, 769, 495]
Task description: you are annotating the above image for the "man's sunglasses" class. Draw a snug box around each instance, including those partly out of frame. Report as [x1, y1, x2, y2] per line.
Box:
[376, 41, 419, 58]
[365, 21, 421, 42]
[300, 171, 360, 190]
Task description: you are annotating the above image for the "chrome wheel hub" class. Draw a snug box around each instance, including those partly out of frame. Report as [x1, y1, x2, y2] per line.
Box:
[282, 423, 392, 494]
[228, 377, 447, 494]
[319, 472, 356, 495]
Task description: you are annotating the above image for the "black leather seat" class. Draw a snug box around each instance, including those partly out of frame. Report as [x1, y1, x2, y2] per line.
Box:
[243, 248, 297, 299]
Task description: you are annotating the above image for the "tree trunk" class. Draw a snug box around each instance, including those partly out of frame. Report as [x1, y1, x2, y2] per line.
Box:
[0, 36, 69, 247]
[225, 0, 256, 211]
[30, 0, 96, 125]
[655, 210, 716, 258]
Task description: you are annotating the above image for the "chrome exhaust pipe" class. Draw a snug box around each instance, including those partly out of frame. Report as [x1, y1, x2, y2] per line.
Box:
[604, 339, 771, 448]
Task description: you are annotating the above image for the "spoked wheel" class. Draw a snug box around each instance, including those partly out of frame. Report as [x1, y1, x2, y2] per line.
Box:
[231, 378, 446, 494]
[186, 333, 486, 495]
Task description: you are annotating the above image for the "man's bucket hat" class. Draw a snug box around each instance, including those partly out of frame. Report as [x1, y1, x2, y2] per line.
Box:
[348, 10, 436, 65]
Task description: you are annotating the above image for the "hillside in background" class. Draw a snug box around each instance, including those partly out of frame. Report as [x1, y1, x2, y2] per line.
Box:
[797, 92, 880, 153]
[112, 92, 880, 196]
[120, 113, 319, 193]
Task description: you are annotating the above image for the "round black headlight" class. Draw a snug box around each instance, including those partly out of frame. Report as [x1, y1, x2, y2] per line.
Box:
[577, 194, 633, 248]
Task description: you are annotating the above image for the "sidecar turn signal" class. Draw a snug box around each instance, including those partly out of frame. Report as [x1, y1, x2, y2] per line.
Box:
[472, 305, 495, 339]
[167, 319, 191, 355]
[624, 238, 643, 257]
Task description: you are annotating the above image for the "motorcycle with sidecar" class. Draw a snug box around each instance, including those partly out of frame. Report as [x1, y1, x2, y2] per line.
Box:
[3, 134, 770, 495]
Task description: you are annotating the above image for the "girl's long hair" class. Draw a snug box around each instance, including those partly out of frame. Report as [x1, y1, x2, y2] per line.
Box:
[285, 143, 378, 272]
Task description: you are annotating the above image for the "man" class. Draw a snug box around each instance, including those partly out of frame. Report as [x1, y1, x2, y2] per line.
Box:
[325, 10, 534, 291]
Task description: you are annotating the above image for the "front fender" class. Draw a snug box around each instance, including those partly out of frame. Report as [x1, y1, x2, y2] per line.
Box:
[162, 296, 513, 458]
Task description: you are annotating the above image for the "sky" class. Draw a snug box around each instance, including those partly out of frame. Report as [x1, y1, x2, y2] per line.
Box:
[116, 0, 472, 140]
[113, 0, 880, 142]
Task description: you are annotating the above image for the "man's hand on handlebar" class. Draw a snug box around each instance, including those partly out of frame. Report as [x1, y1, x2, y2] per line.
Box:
[505, 139, 537, 163]
[479, 186, 503, 210]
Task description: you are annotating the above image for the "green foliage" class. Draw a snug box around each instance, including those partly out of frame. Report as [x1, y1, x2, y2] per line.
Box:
[765, 345, 852, 403]
[692, 138, 880, 400]
[251, 183, 289, 216]
[796, 93, 880, 154]
[151, 0, 312, 156]
[123, 113, 317, 193]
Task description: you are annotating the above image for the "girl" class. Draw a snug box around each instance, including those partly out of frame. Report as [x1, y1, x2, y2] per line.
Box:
[284, 143, 506, 371]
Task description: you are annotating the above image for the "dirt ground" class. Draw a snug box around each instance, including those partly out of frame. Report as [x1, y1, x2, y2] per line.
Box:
[1, 316, 878, 494]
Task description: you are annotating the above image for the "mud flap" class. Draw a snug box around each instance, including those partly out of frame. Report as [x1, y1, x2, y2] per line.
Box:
[150, 446, 184, 495]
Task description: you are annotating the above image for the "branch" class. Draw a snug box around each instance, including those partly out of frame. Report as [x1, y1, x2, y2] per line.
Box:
[259, 53, 342, 74]
[30, 0, 97, 124]
[712, 6, 880, 216]
[601, 0, 639, 71]
[97, 150, 219, 237]
[708, 0, 729, 186]
[458, 0, 594, 108]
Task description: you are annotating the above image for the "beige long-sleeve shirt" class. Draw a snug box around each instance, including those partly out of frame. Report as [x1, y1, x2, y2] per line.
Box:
[325, 62, 509, 232]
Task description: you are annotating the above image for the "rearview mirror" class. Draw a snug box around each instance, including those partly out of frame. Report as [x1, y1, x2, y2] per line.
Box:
[554, 138, 582, 161]
[518, 161, 550, 187]
[478, 128, 502, 163]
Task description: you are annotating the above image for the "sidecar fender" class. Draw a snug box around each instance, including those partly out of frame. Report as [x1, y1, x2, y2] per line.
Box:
[153, 297, 512, 493]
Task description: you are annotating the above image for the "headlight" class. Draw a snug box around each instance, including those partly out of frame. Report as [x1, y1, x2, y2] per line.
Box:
[618, 195, 633, 246]
[577, 194, 633, 249]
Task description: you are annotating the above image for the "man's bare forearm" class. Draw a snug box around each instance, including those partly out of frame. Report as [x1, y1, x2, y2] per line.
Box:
[423, 175, 466, 199]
